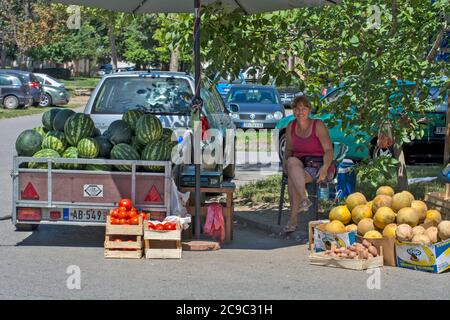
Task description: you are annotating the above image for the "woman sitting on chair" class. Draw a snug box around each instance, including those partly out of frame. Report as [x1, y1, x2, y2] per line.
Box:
[282, 96, 335, 233]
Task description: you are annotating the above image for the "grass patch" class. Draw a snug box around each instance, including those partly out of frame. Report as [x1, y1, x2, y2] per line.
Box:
[61, 77, 100, 94]
[236, 165, 445, 207]
[0, 104, 81, 120]
[236, 130, 276, 152]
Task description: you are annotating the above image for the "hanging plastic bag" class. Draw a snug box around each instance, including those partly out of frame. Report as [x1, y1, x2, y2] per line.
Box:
[170, 178, 190, 216]
[377, 121, 394, 149]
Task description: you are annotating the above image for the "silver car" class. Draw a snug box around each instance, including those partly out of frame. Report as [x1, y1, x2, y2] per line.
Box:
[83, 71, 236, 178]
[35, 73, 70, 107]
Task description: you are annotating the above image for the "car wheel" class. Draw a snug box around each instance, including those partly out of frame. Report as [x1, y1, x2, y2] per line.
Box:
[39, 93, 52, 107]
[3, 95, 19, 109]
[279, 130, 286, 163]
[223, 139, 236, 179]
[15, 224, 39, 231]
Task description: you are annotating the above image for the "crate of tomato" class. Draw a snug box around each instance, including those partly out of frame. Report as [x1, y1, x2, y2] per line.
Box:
[104, 198, 145, 259]
[144, 218, 182, 259]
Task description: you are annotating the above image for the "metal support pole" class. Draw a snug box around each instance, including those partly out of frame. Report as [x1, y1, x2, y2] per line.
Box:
[194, 0, 201, 239]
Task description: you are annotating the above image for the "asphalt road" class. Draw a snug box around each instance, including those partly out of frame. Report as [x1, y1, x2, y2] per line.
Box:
[0, 110, 449, 300]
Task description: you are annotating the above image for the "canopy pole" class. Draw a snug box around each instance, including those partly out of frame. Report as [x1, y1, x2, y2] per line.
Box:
[194, 0, 201, 239]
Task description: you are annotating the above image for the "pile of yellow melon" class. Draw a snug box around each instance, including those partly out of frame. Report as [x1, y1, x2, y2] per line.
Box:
[326, 186, 450, 245]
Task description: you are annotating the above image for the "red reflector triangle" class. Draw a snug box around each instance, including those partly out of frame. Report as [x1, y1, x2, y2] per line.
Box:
[145, 185, 162, 203]
[21, 182, 39, 200]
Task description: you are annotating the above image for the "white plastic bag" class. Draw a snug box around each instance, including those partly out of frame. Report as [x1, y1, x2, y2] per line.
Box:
[170, 178, 190, 217]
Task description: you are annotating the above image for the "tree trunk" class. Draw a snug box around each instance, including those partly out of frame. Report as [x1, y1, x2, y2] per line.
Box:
[0, 44, 7, 68]
[444, 95, 450, 165]
[107, 22, 118, 70]
[394, 143, 408, 191]
[169, 48, 180, 72]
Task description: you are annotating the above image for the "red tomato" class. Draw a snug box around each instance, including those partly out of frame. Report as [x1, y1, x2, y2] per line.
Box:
[119, 218, 127, 225]
[166, 223, 177, 230]
[155, 224, 164, 231]
[111, 208, 119, 219]
[118, 199, 132, 210]
[130, 208, 137, 215]
[130, 217, 139, 225]
[118, 206, 127, 212]
[147, 221, 155, 230]
[124, 211, 131, 219]
[138, 212, 147, 221]
[129, 211, 138, 220]
[110, 218, 119, 225]
[114, 238, 122, 242]
[118, 211, 127, 220]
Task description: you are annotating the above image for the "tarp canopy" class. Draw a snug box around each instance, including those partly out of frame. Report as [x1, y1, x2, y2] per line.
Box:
[52, 0, 340, 14]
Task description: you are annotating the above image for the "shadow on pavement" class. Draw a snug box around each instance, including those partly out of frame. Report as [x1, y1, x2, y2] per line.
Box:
[16, 225, 105, 248]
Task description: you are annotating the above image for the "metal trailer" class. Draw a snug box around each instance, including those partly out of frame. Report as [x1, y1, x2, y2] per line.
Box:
[11, 156, 172, 228]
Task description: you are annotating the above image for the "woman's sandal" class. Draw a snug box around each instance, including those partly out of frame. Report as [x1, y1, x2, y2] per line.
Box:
[298, 198, 312, 213]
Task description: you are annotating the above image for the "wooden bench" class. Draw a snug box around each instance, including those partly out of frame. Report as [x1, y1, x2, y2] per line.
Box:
[180, 183, 235, 243]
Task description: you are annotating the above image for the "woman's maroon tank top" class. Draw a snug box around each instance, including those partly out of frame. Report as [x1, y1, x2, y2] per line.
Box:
[291, 119, 324, 159]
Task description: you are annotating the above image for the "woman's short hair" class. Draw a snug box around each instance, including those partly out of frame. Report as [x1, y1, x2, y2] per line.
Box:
[292, 96, 312, 110]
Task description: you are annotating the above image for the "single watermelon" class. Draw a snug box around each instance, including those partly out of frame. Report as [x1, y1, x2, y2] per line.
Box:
[64, 113, 95, 146]
[110, 143, 140, 171]
[52, 109, 75, 131]
[77, 138, 99, 159]
[42, 108, 61, 130]
[123, 109, 145, 133]
[94, 136, 113, 158]
[62, 146, 84, 170]
[130, 136, 145, 155]
[141, 140, 172, 171]
[85, 164, 113, 171]
[28, 149, 60, 169]
[135, 114, 163, 144]
[103, 120, 132, 145]
[16, 129, 43, 156]
[41, 130, 67, 154]
[93, 127, 102, 137]
[33, 126, 48, 138]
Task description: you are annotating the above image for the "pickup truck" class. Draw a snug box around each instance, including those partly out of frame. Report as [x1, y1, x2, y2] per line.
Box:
[12, 156, 172, 231]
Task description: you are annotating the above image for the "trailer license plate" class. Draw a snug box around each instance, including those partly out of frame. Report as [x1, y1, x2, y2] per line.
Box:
[64, 209, 107, 222]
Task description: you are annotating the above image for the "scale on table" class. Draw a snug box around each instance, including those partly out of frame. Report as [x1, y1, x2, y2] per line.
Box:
[180, 165, 223, 188]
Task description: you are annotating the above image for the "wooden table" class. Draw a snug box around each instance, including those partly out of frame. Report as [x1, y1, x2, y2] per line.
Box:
[180, 183, 235, 243]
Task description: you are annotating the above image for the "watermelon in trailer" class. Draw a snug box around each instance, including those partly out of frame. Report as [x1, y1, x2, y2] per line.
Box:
[135, 114, 163, 144]
[42, 108, 61, 131]
[141, 140, 171, 171]
[33, 126, 48, 138]
[41, 131, 67, 154]
[123, 109, 144, 133]
[130, 136, 145, 155]
[77, 138, 100, 159]
[103, 120, 132, 145]
[85, 163, 113, 171]
[52, 109, 75, 131]
[110, 143, 140, 171]
[16, 129, 43, 157]
[64, 113, 95, 146]
[94, 136, 113, 158]
[28, 149, 60, 169]
[62, 147, 84, 170]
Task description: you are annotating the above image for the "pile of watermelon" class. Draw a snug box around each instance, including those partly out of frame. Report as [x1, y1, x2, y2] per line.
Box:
[15, 108, 177, 172]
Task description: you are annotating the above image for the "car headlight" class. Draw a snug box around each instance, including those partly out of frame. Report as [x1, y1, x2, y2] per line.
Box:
[231, 113, 240, 120]
[59, 92, 64, 96]
[273, 111, 283, 120]
[266, 114, 274, 120]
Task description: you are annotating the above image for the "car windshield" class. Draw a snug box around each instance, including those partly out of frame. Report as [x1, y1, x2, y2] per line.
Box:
[92, 76, 194, 114]
[227, 88, 279, 104]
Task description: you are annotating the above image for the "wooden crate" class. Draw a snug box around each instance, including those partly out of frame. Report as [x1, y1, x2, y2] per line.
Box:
[144, 220, 182, 259]
[104, 216, 144, 259]
[424, 190, 450, 219]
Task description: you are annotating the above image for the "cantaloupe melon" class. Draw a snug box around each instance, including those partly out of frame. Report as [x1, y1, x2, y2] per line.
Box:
[410, 200, 427, 223]
[396, 224, 413, 241]
[396, 207, 419, 227]
[372, 195, 393, 214]
[345, 192, 367, 212]
[351, 204, 372, 224]
[392, 191, 414, 212]
[382, 223, 397, 238]
[357, 218, 375, 236]
[376, 186, 395, 197]
[411, 234, 431, 245]
[412, 225, 425, 237]
[364, 230, 383, 239]
[325, 220, 346, 234]
[425, 226, 439, 243]
[424, 210, 442, 224]
[345, 224, 358, 232]
[329, 205, 351, 225]
[373, 207, 396, 229]
[438, 221, 450, 241]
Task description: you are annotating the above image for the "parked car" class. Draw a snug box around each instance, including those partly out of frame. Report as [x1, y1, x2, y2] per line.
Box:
[84, 71, 236, 178]
[277, 81, 448, 164]
[0, 69, 42, 105]
[214, 72, 246, 101]
[224, 84, 285, 130]
[0, 72, 33, 109]
[34, 73, 70, 107]
[97, 64, 113, 76]
[277, 86, 303, 108]
[113, 66, 135, 73]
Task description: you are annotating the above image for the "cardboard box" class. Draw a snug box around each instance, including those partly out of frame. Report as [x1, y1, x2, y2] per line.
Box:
[357, 236, 397, 267]
[308, 220, 356, 253]
[395, 238, 450, 274]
